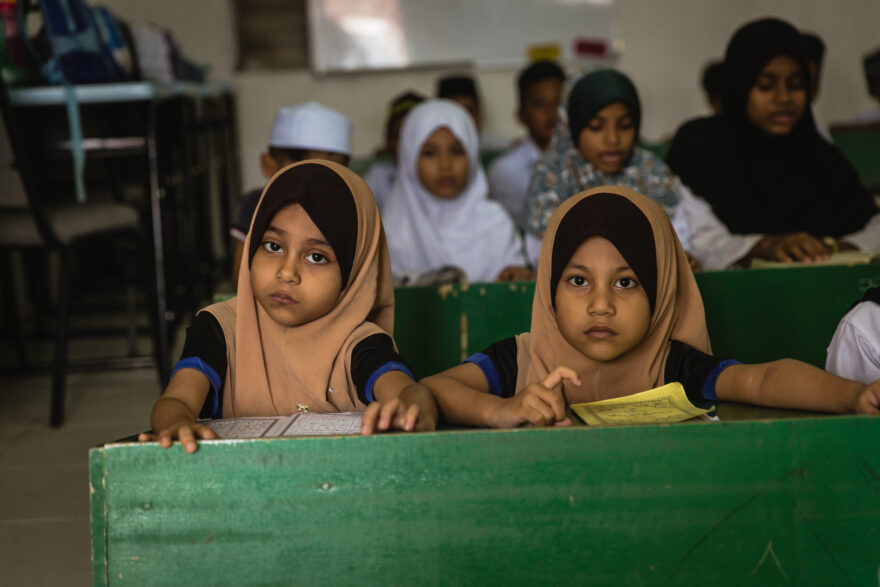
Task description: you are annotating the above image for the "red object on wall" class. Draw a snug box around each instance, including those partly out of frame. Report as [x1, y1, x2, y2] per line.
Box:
[574, 38, 608, 57]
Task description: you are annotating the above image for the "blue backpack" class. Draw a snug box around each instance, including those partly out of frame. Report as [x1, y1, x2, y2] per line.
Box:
[18, 0, 127, 84]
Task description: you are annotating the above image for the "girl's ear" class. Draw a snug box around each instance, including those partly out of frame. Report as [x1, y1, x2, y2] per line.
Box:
[261, 152, 281, 179]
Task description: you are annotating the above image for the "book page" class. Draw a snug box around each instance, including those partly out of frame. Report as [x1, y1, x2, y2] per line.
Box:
[203, 417, 282, 439]
[279, 412, 363, 436]
[202, 412, 363, 438]
[750, 250, 879, 269]
[570, 382, 713, 426]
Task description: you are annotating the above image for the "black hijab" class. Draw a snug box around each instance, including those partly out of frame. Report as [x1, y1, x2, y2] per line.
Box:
[666, 18, 877, 237]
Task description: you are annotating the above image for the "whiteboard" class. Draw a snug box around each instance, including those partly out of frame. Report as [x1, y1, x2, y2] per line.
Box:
[307, 0, 614, 73]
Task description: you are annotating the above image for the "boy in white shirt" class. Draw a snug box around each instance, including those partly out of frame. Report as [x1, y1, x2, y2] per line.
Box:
[488, 61, 564, 220]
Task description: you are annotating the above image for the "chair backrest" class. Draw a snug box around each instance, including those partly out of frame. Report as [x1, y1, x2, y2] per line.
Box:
[0, 74, 64, 247]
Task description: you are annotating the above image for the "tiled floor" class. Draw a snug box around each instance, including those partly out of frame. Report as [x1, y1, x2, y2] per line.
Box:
[0, 356, 166, 586]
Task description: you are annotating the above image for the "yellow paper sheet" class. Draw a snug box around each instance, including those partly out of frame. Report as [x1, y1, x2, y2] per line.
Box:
[570, 382, 712, 426]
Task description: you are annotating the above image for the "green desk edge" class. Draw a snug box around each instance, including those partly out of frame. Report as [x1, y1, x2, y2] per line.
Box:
[90, 416, 880, 586]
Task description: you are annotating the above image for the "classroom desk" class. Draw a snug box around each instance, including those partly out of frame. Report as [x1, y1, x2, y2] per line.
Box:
[9, 81, 238, 379]
[90, 410, 880, 586]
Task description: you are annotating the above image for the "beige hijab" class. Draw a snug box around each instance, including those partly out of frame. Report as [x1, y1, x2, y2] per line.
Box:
[203, 160, 394, 416]
[516, 185, 711, 402]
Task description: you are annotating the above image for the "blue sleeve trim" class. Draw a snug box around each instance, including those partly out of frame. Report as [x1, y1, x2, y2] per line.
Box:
[463, 353, 502, 397]
[702, 359, 741, 401]
[364, 361, 415, 403]
[171, 357, 222, 419]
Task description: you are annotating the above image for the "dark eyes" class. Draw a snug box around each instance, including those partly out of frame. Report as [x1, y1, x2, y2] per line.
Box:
[421, 146, 466, 157]
[260, 243, 329, 265]
[566, 275, 638, 289]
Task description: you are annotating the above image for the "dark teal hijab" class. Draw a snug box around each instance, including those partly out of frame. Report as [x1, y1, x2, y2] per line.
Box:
[567, 69, 641, 144]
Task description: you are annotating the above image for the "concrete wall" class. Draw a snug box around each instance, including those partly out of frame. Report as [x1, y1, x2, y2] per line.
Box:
[103, 0, 880, 191]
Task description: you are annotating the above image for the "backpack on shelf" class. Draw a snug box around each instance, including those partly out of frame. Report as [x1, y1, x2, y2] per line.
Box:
[17, 0, 129, 84]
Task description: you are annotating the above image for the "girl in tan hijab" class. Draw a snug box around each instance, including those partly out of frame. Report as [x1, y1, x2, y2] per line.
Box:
[423, 185, 880, 427]
[142, 161, 437, 452]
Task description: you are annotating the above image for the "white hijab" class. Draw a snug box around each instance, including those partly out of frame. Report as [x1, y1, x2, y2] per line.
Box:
[383, 99, 525, 283]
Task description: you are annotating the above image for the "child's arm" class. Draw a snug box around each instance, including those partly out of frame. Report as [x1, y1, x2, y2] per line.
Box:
[716, 359, 880, 414]
[422, 364, 580, 428]
[360, 371, 439, 435]
[137, 369, 218, 453]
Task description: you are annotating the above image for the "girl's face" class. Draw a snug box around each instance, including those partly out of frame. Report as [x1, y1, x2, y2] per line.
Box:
[746, 55, 807, 136]
[417, 127, 469, 199]
[576, 101, 636, 174]
[250, 203, 342, 327]
[554, 236, 651, 362]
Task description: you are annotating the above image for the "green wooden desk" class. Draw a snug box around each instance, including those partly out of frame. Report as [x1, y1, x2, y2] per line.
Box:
[831, 126, 880, 190]
[394, 264, 880, 378]
[90, 414, 880, 586]
[96, 265, 879, 584]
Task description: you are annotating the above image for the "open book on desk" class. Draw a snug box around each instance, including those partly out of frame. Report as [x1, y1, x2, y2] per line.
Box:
[750, 250, 880, 269]
[202, 412, 362, 439]
[570, 383, 715, 426]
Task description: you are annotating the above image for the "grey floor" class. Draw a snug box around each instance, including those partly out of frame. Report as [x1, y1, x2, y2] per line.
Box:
[0, 349, 166, 586]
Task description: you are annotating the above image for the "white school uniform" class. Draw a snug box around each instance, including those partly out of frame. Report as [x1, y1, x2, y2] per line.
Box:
[488, 138, 542, 221]
[826, 301, 880, 385]
[383, 100, 527, 283]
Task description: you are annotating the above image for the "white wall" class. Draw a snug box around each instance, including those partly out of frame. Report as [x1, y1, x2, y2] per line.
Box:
[103, 0, 880, 191]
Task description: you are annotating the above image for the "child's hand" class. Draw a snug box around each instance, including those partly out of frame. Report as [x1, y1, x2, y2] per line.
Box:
[490, 366, 581, 428]
[758, 232, 830, 263]
[853, 380, 880, 414]
[138, 422, 219, 454]
[361, 385, 439, 435]
[495, 265, 536, 282]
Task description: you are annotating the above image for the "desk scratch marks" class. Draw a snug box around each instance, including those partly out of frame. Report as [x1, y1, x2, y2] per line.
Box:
[670, 463, 816, 580]
[802, 518, 854, 586]
[670, 490, 762, 579]
[857, 460, 880, 497]
[750, 540, 788, 581]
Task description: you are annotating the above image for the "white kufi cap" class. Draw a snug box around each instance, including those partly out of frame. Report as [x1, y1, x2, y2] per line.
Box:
[269, 102, 352, 155]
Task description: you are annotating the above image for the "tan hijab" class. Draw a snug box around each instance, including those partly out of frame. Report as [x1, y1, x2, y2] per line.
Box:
[516, 185, 710, 402]
[203, 160, 394, 416]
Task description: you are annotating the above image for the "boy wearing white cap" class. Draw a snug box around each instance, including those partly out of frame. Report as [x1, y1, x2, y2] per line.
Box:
[230, 102, 353, 288]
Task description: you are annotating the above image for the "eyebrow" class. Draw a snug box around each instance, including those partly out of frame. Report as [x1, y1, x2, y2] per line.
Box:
[757, 71, 803, 80]
[264, 227, 330, 247]
[567, 263, 632, 272]
[265, 225, 286, 236]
